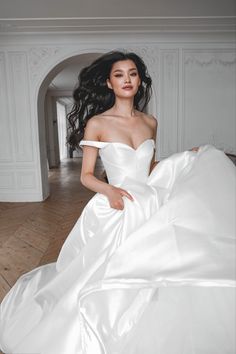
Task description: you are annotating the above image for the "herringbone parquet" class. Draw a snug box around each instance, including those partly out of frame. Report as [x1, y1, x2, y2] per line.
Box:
[0, 157, 104, 303]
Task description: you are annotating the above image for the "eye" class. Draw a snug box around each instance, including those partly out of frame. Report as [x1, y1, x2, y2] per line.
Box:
[130, 72, 138, 76]
[114, 74, 123, 78]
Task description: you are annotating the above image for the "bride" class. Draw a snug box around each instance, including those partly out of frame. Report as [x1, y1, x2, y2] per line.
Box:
[0, 51, 235, 354]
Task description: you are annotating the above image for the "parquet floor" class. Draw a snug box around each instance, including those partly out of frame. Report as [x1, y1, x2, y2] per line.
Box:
[0, 157, 104, 303]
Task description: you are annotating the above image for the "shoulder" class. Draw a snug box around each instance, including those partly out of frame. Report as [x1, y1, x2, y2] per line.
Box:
[87, 113, 112, 125]
[139, 112, 158, 140]
[141, 112, 158, 128]
[84, 115, 105, 140]
[149, 114, 158, 129]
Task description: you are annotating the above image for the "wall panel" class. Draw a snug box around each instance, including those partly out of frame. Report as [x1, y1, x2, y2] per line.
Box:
[0, 52, 13, 162]
[0, 29, 235, 201]
[181, 49, 236, 153]
[0, 171, 15, 189]
[8, 51, 34, 162]
[16, 170, 38, 189]
[160, 49, 179, 157]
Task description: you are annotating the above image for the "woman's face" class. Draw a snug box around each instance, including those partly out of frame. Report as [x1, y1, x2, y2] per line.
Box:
[107, 59, 141, 98]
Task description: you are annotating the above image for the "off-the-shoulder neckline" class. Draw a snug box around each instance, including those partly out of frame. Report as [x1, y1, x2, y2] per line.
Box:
[80, 138, 155, 151]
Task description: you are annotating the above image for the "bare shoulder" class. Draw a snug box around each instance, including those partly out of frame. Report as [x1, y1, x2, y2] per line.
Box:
[83, 115, 105, 140]
[140, 112, 158, 129]
[146, 113, 158, 126]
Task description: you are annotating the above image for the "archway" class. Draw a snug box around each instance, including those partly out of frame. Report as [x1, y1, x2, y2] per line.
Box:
[37, 52, 102, 199]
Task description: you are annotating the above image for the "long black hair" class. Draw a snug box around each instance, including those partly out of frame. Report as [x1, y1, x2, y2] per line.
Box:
[67, 50, 152, 148]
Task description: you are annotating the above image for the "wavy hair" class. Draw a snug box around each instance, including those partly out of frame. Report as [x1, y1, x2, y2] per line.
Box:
[67, 51, 152, 148]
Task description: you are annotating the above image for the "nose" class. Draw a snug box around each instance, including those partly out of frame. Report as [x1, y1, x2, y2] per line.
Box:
[124, 74, 131, 83]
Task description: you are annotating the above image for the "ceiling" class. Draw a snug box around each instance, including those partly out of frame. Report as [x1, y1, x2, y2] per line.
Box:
[0, 0, 235, 18]
[49, 53, 100, 93]
[49, 63, 85, 92]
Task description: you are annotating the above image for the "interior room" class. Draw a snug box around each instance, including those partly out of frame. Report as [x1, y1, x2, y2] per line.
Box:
[0, 1, 235, 352]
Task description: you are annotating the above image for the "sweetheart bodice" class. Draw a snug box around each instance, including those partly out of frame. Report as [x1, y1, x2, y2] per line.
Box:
[79, 139, 155, 186]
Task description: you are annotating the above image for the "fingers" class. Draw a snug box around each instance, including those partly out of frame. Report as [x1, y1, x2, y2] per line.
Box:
[191, 146, 199, 152]
[119, 189, 134, 201]
[108, 187, 134, 210]
[112, 200, 124, 210]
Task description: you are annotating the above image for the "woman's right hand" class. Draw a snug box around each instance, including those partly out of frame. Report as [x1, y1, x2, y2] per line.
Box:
[105, 185, 134, 210]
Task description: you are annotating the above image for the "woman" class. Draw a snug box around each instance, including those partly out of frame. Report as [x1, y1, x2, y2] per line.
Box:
[0, 51, 235, 354]
[76, 52, 157, 210]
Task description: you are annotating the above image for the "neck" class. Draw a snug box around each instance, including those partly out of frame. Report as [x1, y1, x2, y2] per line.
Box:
[112, 97, 135, 118]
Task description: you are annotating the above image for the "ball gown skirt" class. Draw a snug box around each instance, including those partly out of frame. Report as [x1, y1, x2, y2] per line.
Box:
[0, 139, 235, 354]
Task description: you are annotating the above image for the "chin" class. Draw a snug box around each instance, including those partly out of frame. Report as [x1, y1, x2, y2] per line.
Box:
[117, 90, 138, 98]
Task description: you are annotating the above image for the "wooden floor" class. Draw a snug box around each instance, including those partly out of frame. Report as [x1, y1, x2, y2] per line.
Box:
[0, 157, 104, 303]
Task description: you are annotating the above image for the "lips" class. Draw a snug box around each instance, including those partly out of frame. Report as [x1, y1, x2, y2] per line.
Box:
[122, 85, 133, 89]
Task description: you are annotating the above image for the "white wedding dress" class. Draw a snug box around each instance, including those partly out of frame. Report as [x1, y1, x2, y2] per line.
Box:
[0, 139, 235, 354]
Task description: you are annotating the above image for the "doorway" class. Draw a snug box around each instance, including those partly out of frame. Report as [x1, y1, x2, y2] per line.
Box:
[37, 53, 102, 198]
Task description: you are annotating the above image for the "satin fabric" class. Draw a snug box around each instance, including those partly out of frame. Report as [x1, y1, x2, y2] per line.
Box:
[0, 140, 235, 354]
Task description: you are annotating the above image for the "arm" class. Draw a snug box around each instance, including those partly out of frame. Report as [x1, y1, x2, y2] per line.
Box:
[80, 117, 111, 195]
[80, 117, 133, 210]
[149, 116, 159, 174]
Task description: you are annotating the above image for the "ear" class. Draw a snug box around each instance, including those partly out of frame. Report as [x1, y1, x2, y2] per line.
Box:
[106, 78, 113, 90]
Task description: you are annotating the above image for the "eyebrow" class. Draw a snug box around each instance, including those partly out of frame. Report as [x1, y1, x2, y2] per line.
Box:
[112, 68, 138, 73]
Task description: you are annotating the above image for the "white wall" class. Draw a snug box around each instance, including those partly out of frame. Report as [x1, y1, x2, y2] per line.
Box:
[0, 28, 235, 201]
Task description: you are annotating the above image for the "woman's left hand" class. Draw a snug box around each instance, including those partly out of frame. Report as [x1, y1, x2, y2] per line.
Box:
[190, 146, 199, 152]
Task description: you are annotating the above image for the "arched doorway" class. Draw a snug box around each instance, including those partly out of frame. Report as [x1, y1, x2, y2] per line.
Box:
[37, 52, 102, 199]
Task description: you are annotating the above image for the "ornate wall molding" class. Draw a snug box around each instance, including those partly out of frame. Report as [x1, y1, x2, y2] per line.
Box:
[129, 46, 159, 78]
[29, 47, 62, 82]
[184, 50, 236, 67]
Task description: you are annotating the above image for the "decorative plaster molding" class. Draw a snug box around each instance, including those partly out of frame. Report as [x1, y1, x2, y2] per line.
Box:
[184, 50, 236, 66]
[127, 45, 159, 79]
[0, 17, 235, 34]
[29, 47, 61, 81]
